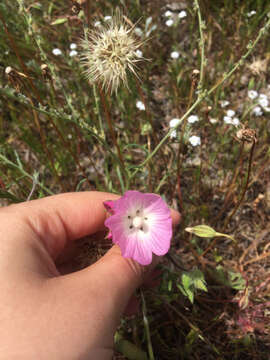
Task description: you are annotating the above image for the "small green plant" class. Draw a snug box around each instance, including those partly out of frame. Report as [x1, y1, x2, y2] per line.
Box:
[177, 268, 208, 304]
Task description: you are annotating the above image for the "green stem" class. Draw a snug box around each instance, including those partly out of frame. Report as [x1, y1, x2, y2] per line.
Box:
[130, 13, 270, 180]
[141, 290, 155, 360]
[194, 0, 205, 90]
[0, 153, 54, 196]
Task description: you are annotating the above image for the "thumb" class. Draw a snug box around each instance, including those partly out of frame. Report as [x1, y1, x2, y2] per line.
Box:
[62, 244, 155, 318]
[47, 245, 154, 354]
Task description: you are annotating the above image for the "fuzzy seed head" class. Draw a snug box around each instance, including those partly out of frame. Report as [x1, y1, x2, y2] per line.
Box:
[80, 11, 144, 94]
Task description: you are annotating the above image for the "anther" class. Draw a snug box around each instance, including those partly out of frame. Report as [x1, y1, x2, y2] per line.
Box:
[128, 215, 131, 219]
[136, 209, 140, 215]
[129, 225, 133, 229]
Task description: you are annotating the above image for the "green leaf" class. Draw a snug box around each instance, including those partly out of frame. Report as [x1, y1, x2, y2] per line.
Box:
[114, 333, 148, 360]
[194, 279, 208, 292]
[191, 269, 208, 292]
[51, 17, 67, 25]
[212, 265, 246, 290]
[182, 273, 192, 291]
[185, 288, 194, 303]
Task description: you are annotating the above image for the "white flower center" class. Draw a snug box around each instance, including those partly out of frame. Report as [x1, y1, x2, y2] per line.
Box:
[133, 216, 143, 228]
[127, 209, 149, 234]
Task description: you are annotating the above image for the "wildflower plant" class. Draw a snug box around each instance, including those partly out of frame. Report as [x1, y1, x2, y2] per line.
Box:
[2, 0, 270, 358]
[80, 10, 144, 93]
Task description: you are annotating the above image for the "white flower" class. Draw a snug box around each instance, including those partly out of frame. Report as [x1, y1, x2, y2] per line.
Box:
[166, 19, 174, 27]
[135, 49, 143, 58]
[170, 130, 177, 139]
[52, 48, 62, 56]
[94, 21, 101, 27]
[252, 106, 263, 116]
[187, 115, 199, 124]
[70, 43, 77, 50]
[136, 100, 145, 111]
[231, 117, 240, 126]
[104, 16, 112, 21]
[220, 100, 230, 108]
[169, 118, 181, 128]
[170, 51, 179, 59]
[248, 90, 258, 100]
[189, 135, 201, 146]
[178, 10, 187, 19]
[134, 27, 143, 37]
[223, 116, 232, 124]
[247, 10, 256, 17]
[209, 118, 218, 124]
[69, 50, 78, 57]
[169, 118, 181, 139]
[226, 109, 235, 117]
[258, 97, 269, 108]
[165, 10, 173, 17]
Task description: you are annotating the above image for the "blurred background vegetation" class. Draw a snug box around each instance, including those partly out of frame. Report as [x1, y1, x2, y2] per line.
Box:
[0, 0, 269, 359]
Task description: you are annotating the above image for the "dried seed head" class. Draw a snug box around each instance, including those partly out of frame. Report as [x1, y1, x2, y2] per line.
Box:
[191, 69, 200, 87]
[5, 66, 26, 91]
[41, 64, 51, 81]
[71, 0, 81, 15]
[236, 128, 257, 143]
[80, 10, 144, 94]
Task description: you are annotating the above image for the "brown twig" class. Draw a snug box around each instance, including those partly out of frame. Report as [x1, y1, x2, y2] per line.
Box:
[175, 71, 198, 212]
[213, 142, 245, 225]
[223, 140, 256, 230]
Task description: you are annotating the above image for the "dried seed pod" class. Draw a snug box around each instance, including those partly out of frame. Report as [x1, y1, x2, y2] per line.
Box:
[5, 66, 27, 91]
[236, 128, 257, 143]
[253, 193, 264, 211]
[71, 0, 81, 15]
[41, 64, 51, 81]
[191, 69, 200, 87]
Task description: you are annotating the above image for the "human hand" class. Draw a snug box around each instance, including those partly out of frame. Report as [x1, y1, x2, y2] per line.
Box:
[0, 192, 180, 360]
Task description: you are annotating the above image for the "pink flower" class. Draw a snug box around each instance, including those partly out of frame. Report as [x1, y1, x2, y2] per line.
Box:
[104, 191, 172, 265]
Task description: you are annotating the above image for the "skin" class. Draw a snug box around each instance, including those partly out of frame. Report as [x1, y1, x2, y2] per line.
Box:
[0, 192, 180, 360]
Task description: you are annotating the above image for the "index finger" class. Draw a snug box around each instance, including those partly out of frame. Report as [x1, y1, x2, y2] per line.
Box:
[1, 192, 180, 259]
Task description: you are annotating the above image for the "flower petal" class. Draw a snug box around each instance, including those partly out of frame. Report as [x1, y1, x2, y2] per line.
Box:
[121, 232, 153, 265]
[149, 222, 172, 256]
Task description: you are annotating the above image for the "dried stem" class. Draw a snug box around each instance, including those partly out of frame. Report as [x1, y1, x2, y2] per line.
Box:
[176, 76, 196, 211]
[24, 88, 66, 190]
[194, 0, 206, 91]
[98, 86, 126, 181]
[223, 140, 256, 230]
[213, 142, 245, 225]
[0, 12, 43, 105]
